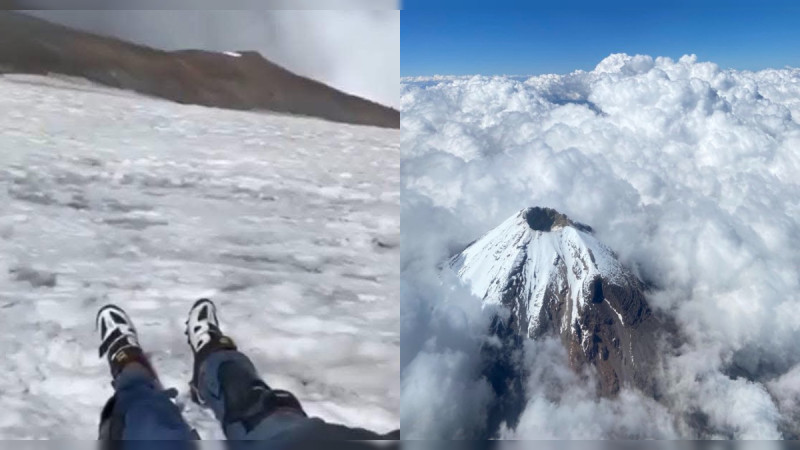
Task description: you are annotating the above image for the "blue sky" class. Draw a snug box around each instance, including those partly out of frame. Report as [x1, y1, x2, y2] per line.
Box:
[401, 2, 800, 76]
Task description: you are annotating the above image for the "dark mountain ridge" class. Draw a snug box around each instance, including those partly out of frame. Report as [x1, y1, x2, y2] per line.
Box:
[0, 11, 399, 128]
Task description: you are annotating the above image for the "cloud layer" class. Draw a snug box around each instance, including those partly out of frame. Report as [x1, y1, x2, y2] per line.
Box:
[401, 54, 800, 439]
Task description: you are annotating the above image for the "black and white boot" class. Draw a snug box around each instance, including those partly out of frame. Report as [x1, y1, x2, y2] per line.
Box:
[96, 304, 154, 379]
[186, 298, 236, 403]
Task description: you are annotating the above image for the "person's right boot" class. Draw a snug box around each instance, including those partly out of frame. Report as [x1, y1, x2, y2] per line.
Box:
[185, 298, 237, 404]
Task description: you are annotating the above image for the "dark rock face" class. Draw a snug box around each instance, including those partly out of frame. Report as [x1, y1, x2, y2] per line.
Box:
[528, 239, 659, 397]
[0, 11, 399, 128]
[564, 275, 660, 398]
[510, 259, 660, 398]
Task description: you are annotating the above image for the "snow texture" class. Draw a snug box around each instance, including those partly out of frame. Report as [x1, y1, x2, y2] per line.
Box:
[449, 209, 625, 333]
[0, 73, 399, 438]
[401, 53, 800, 439]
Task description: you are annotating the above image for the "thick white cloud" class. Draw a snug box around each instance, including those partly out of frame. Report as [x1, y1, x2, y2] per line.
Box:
[400, 235, 497, 439]
[401, 54, 800, 438]
[498, 338, 678, 439]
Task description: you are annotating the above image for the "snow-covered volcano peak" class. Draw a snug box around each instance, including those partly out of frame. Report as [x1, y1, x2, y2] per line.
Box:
[449, 208, 624, 328]
[448, 207, 658, 396]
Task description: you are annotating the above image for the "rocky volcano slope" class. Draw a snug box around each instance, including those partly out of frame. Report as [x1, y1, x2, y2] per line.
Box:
[0, 11, 399, 128]
[449, 207, 661, 396]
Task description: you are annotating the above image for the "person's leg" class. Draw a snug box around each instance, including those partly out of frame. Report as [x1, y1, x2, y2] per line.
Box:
[97, 304, 197, 442]
[185, 299, 310, 439]
[185, 299, 397, 441]
[197, 350, 397, 441]
[196, 349, 311, 439]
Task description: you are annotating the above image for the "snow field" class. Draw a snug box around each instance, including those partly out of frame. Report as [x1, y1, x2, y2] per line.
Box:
[0, 74, 399, 438]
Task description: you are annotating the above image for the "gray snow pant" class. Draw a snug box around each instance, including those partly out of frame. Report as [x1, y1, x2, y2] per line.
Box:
[98, 349, 398, 444]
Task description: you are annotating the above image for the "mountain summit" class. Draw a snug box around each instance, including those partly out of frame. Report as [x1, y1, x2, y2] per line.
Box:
[0, 12, 399, 128]
[449, 207, 659, 396]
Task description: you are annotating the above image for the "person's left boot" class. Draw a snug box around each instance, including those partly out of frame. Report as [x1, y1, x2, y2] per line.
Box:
[96, 304, 155, 379]
[185, 298, 237, 404]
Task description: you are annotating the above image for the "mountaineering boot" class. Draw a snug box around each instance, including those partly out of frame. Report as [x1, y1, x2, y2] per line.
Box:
[96, 304, 156, 379]
[97, 305, 199, 441]
[185, 298, 237, 404]
[185, 298, 307, 429]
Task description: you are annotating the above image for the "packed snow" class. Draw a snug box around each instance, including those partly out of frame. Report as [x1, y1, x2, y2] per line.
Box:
[0, 73, 399, 438]
[401, 54, 800, 439]
[448, 209, 625, 334]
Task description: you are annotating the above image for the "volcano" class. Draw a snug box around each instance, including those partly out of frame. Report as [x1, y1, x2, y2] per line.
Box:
[449, 207, 661, 396]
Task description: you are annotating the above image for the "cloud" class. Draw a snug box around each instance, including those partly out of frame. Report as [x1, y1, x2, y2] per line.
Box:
[20, 8, 399, 108]
[501, 339, 677, 439]
[401, 53, 800, 438]
[399, 212, 497, 439]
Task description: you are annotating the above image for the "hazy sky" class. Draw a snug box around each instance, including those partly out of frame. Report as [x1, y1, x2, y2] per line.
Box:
[22, 8, 399, 108]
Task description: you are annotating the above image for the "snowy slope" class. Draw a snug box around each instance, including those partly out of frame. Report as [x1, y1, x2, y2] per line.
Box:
[0, 73, 399, 438]
[449, 208, 626, 336]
